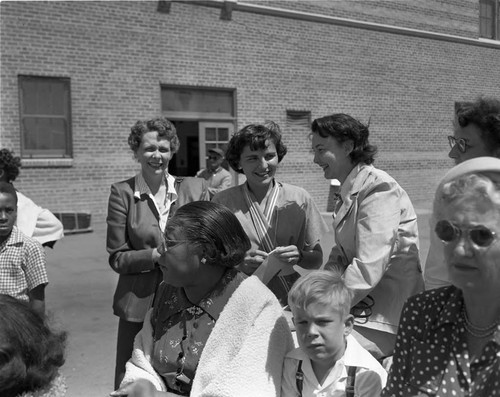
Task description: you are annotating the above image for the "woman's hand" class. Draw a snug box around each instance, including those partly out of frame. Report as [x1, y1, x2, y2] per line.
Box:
[240, 249, 268, 274]
[152, 248, 162, 266]
[272, 245, 301, 266]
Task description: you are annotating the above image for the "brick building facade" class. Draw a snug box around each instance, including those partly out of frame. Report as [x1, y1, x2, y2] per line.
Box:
[1, 0, 499, 226]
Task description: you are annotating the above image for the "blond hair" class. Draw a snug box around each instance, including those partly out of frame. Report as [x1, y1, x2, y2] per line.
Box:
[288, 270, 352, 317]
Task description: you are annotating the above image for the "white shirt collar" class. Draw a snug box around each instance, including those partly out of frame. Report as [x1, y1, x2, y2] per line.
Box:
[133, 172, 178, 232]
[286, 334, 376, 369]
[133, 172, 177, 199]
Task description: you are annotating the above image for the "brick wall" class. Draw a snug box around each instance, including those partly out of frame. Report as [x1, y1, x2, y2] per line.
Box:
[251, 0, 480, 38]
[1, 1, 499, 226]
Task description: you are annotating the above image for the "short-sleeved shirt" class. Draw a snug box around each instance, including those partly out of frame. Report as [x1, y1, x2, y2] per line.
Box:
[0, 226, 48, 302]
[213, 182, 329, 304]
[383, 286, 500, 396]
[150, 268, 246, 395]
[281, 334, 387, 396]
[213, 182, 328, 253]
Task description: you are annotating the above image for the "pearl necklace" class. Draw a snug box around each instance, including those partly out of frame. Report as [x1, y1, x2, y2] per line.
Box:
[462, 307, 499, 338]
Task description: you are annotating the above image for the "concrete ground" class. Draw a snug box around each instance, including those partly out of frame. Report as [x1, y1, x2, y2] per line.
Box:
[45, 206, 431, 397]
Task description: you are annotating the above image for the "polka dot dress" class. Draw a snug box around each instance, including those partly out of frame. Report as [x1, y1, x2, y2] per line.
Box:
[382, 286, 500, 396]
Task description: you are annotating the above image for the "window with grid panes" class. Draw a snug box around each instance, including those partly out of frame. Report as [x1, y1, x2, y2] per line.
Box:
[479, 0, 500, 40]
[18, 76, 72, 158]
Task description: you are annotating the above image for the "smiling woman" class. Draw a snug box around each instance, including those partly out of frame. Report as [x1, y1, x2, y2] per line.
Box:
[106, 117, 209, 389]
[212, 122, 329, 306]
[310, 113, 423, 363]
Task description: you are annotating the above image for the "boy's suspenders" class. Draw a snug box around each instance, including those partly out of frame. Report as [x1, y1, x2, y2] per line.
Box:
[345, 365, 357, 397]
[295, 360, 357, 397]
[295, 360, 304, 395]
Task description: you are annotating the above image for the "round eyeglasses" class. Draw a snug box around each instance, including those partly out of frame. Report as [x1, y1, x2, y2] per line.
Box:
[447, 136, 469, 153]
[435, 220, 497, 248]
[157, 239, 189, 256]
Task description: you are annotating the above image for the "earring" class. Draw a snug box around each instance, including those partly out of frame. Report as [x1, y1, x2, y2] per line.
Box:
[201, 258, 207, 264]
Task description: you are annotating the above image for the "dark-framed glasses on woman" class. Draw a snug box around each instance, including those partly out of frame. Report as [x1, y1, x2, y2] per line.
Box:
[158, 239, 189, 255]
[447, 136, 468, 153]
[435, 220, 497, 247]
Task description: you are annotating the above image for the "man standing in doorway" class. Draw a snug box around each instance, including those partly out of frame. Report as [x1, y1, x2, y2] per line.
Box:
[196, 148, 232, 199]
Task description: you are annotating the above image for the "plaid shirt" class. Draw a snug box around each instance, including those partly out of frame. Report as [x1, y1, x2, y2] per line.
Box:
[0, 226, 48, 302]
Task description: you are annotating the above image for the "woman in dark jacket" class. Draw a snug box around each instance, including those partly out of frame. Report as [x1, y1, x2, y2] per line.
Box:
[106, 117, 208, 389]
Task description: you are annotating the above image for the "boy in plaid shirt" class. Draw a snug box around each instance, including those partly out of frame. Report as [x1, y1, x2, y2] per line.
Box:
[0, 182, 47, 315]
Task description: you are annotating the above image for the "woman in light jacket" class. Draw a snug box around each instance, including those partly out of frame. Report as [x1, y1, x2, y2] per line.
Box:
[310, 113, 424, 362]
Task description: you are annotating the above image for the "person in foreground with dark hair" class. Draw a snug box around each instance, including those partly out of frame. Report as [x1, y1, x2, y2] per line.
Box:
[212, 122, 328, 306]
[0, 294, 67, 397]
[310, 113, 423, 364]
[383, 157, 500, 396]
[111, 201, 293, 397]
[425, 96, 500, 290]
[106, 117, 209, 389]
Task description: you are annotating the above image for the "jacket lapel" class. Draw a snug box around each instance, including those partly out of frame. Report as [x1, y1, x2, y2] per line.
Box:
[334, 165, 371, 229]
[132, 178, 161, 223]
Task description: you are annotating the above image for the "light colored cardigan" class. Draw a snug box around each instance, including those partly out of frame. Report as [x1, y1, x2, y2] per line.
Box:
[121, 275, 294, 397]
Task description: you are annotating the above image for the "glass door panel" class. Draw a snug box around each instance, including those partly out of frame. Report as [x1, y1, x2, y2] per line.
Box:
[198, 122, 240, 185]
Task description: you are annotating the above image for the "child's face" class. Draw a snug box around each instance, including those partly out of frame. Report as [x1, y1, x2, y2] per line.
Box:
[0, 192, 17, 239]
[293, 302, 353, 367]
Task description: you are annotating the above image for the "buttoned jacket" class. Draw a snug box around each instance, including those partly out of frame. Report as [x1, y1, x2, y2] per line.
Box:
[326, 164, 424, 334]
[106, 176, 209, 322]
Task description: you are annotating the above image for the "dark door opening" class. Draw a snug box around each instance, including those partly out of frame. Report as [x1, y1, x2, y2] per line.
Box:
[170, 120, 199, 177]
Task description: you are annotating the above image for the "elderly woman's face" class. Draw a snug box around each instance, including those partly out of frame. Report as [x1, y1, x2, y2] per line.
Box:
[440, 198, 500, 291]
[135, 130, 173, 178]
[157, 228, 203, 288]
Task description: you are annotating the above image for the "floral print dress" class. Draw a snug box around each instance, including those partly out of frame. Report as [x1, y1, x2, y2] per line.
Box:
[150, 268, 245, 395]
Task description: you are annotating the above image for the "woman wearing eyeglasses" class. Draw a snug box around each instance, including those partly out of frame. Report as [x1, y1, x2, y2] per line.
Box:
[447, 97, 500, 165]
[383, 157, 500, 397]
[111, 201, 293, 397]
[425, 96, 500, 290]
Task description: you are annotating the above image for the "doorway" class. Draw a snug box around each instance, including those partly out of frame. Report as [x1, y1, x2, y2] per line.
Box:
[170, 120, 236, 180]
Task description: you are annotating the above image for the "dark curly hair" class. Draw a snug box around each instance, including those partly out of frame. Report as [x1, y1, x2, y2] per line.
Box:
[456, 96, 500, 152]
[0, 294, 67, 397]
[0, 182, 18, 205]
[225, 121, 288, 174]
[166, 201, 251, 268]
[128, 117, 180, 154]
[0, 149, 22, 183]
[311, 113, 378, 165]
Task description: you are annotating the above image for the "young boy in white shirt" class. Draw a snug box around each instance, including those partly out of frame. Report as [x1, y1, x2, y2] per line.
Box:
[281, 270, 387, 397]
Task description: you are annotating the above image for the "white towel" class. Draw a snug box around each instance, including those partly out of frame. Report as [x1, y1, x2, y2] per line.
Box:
[121, 275, 294, 397]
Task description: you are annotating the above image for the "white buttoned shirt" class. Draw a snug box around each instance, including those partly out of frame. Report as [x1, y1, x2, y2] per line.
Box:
[281, 334, 387, 397]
